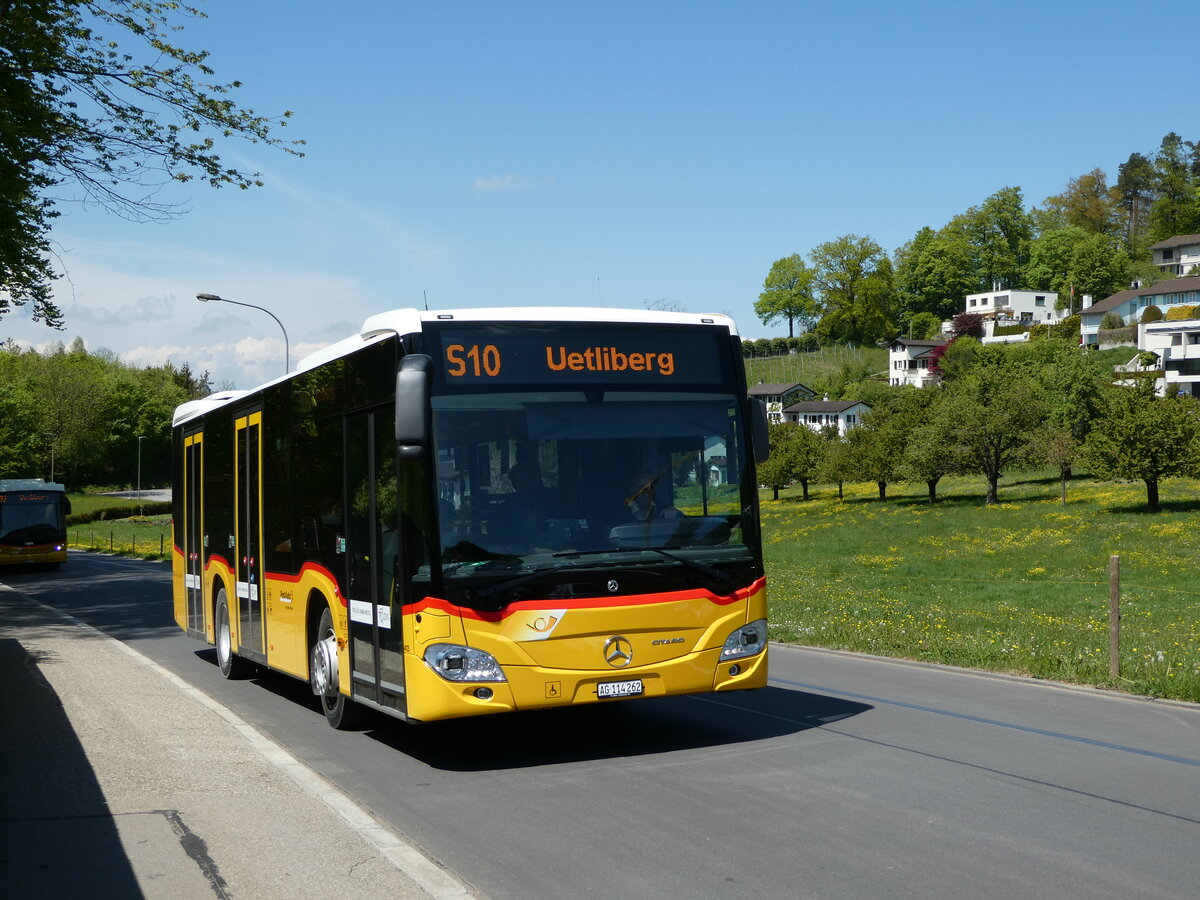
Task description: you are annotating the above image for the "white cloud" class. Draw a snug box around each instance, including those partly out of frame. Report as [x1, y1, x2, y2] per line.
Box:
[472, 174, 556, 192]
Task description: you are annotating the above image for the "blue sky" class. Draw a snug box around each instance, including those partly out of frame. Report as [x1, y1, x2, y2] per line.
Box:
[4, 0, 1195, 387]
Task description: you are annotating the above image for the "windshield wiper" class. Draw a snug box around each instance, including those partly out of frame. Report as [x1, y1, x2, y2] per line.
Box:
[640, 548, 738, 595]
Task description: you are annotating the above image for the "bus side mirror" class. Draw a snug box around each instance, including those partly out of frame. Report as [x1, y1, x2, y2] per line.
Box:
[751, 398, 770, 463]
[64, 496, 72, 515]
[395, 354, 434, 460]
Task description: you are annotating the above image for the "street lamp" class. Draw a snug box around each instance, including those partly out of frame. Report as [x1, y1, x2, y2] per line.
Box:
[137, 435, 146, 513]
[196, 292, 290, 374]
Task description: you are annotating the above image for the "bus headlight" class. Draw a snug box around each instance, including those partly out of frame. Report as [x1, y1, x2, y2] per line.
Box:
[720, 619, 767, 660]
[423, 644, 508, 683]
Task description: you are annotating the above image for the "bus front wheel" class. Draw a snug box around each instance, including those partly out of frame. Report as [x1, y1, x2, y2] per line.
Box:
[215, 589, 253, 679]
[310, 606, 363, 730]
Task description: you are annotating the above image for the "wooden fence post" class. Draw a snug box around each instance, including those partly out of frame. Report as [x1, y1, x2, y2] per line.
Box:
[1109, 555, 1120, 678]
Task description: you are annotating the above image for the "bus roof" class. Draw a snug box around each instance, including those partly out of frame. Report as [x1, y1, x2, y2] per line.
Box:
[173, 306, 740, 426]
[0, 478, 66, 494]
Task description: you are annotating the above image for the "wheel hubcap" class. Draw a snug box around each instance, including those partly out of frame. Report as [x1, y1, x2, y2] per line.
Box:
[310, 631, 338, 698]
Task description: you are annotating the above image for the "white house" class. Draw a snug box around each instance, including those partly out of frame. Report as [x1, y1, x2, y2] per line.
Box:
[1151, 234, 1200, 276]
[1080, 275, 1200, 345]
[747, 381, 815, 424]
[1125, 317, 1200, 398]
[963, 288, 1062, 325]
[887, 338, 947, 388]
[782, 400, 870, 435]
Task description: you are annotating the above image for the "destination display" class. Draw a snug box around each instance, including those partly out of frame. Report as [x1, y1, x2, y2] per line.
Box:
[432, 324, 730, 387]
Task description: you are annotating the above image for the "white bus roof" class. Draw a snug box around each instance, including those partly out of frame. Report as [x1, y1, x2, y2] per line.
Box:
[173, 306, 739, 426]
[0, 478, 66, 493]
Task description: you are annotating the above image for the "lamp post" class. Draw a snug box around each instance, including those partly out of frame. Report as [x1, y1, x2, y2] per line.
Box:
[196, 292, 290, 374]
[137, 435, 146, 513]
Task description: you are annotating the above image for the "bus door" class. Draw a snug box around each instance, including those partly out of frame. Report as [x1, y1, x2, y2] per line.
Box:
[234, 410, 266, 661]
[182, 430, 205, 636]
[344, 406, 404, 712]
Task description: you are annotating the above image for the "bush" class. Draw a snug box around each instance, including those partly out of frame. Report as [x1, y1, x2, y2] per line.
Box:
[1099, 312, 1126, 330]
[1141, 305, 1163, 324]
[67, 500, 171, 526]
[1164, 304, 1200, 321]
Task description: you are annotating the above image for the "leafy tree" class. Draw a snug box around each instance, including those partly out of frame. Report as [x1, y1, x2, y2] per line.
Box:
[902, 411, 961, 503]
[907, 311, 943, 339]
[1149, 132, 1200, 241]
[1116, 151, 1156, 252]
[1083, 379, 1200, 512]
[967, 186, 1033, 292]
[810, 234, 898, 344]
[0, 0, 303, 325]
[755, 254, 817, 338]
[1025, 226, 1089, 297]
[1040, 169, 1120, 237]
[817, 435, 854, 500]
[950, 312, 985, 340]
[938, 345, 1047, 504]
[897, 221, 978, 321]
[846, 408, 907, 501]
[1099, 312, 1125, 330]
[1067, 233, 1130, 305]
[757, 423, 798, 501]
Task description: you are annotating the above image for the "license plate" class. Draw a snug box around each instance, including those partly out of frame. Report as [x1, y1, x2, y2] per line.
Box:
[597, 679, 644, 699]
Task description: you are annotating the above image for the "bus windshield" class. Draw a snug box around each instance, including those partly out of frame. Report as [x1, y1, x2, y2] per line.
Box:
[0, 493, 67, 546]
[430, 388, 756, 608]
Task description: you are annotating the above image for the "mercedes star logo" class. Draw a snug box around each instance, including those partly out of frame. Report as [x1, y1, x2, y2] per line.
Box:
[604, 635, 633, 668]
[607, 579, 619, 593]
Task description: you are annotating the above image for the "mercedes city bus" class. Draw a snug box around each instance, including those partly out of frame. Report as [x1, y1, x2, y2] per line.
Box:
[172, 307, 769, 726]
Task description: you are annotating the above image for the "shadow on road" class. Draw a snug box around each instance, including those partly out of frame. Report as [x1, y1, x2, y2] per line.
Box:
[0, 618, 141, 896]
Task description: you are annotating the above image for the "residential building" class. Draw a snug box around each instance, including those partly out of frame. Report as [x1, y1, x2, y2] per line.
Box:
[747, 381, 816, 423]
[887, 337, 947, 388]
[782, 400, 870, 435]
[1126, 318, 1200, 398]
[962, 288, 1062, 324]
[1080, 275, 1200, 345]
[1150, 234, 1200, 276]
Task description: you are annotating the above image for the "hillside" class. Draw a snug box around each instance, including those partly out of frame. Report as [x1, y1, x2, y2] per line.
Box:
[744, 345, 889, 395]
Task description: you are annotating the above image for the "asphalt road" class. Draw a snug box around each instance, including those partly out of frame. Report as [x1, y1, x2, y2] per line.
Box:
[6, 552, 1200, 899]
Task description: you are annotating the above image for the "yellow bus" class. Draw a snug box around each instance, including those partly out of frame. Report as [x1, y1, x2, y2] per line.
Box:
[172, 308, 769, 726]
[0, 479, 70, 570]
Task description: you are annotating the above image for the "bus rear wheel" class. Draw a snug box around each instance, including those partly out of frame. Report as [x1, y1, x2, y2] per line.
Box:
[310, 606, 363, 730]
[215, 588, 253, 679]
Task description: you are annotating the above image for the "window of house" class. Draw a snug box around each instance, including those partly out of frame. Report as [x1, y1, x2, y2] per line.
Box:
[995, 295, 1009, 307]
[1163, 249, 1174, 261]
[1035, 296, 1045, 307]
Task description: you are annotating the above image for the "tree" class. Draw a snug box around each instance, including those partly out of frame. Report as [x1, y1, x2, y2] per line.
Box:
[757, 422, 825, 501]
[1083, 379, 1200, 513]
[1025, 226, 1089, 298]
[967, 187, 1033, 292]
[902, 412, 961, 503]
[1149, 132, 1200, 242]
[950, 312, 985, 340]
[1040, 169, 1120, 237]
[896, 221, 978, 321]
[810, 234, 898, 344]
[755, 255, 817, 338]
[0, 1, 303, 326]
[907, 311, 943, 339]
[1116, 151, 1156, 252]
[846, 408, 907, 501]
[939, 345, 1047, 504]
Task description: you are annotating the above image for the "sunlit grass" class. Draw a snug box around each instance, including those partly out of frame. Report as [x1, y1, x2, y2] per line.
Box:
[762, 471, 1200, 703]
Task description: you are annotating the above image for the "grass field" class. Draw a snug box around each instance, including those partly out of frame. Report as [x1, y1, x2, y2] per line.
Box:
[761, 470, 1200, 703]
[63, 468, 1200, 703]
[69, 515, 172, 559]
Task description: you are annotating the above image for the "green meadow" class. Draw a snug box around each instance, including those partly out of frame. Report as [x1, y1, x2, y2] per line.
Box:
[762, 470, 1200, 703]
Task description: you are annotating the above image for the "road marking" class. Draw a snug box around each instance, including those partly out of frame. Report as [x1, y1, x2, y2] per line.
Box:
[771, 676, 1200, 768]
